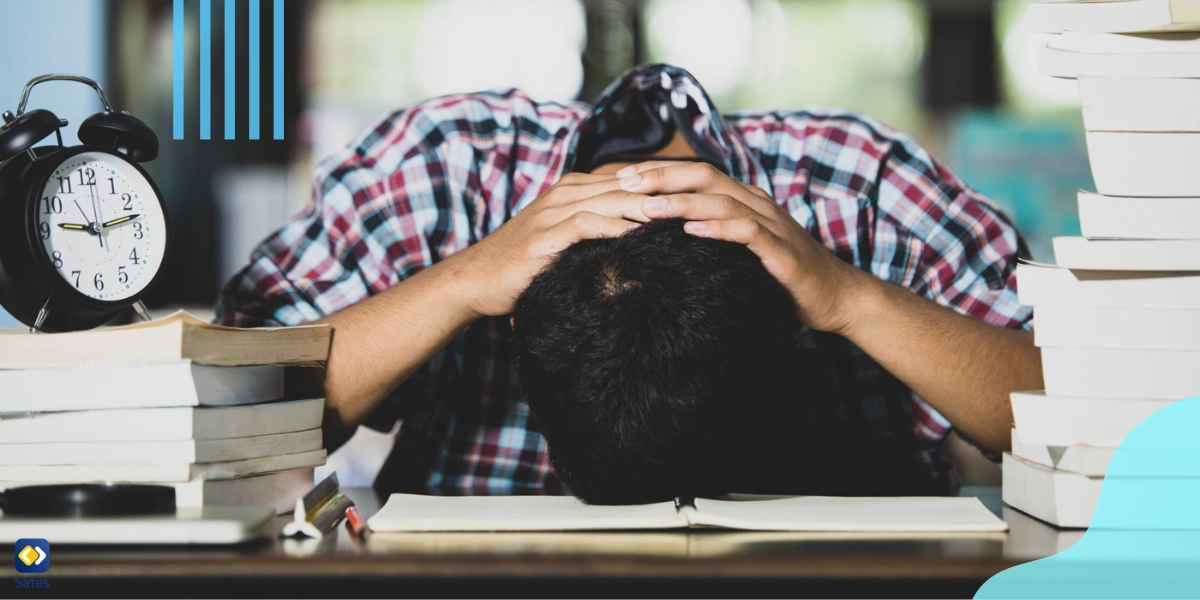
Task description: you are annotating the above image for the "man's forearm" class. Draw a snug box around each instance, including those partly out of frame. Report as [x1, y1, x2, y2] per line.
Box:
[316, 255, 481, 449]
[839, 272, 1043, 455]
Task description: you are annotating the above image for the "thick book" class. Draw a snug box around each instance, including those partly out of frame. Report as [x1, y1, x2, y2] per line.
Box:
[0, 449, 327, 483]
[1002, 506, 1086, 558]
[0, 360, 284, 412]
[1011, 391, 1172, 447]
[1080, 78, 1200, 132]
[1011, 429, 1114, 477]
[0, 311, 330, 369]
[1042, 346, 1200, 399]
[1078, 191, 1200, 239]
[1053, 237, 1200, 270]
[1028, 0, 1200, 34]
[0, 398, 324, 443]
[1033, 305, 1200, 351]
[0, 468, 315, 513]
[1002, 453, 1101, 529]
[1062, 30, 1200, 53]
[1085, 131, 1200, 197]
[0, 429, 323, 466]
[1040, 42, 1200, 78]
[1016, 262, 1200, 309]
[367, 494, 1008, 533]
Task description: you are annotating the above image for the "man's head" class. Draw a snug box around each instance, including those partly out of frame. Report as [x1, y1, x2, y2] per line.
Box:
[511, 219, 805, 505]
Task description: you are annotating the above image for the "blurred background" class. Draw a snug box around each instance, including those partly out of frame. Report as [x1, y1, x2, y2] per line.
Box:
[0, 0, 1094, 486]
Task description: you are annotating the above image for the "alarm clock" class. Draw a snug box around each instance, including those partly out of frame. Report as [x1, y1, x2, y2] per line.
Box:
[0, 74, 167, 333]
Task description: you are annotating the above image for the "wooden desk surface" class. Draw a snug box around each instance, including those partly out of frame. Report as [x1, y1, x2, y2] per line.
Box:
[21, 486, 1075, 598]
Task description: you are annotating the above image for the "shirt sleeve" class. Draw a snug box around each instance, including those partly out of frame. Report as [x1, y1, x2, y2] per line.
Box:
[871, 135, 1033, 460]
[214, 109, 450, 328]
[873, 137, 1032, 331]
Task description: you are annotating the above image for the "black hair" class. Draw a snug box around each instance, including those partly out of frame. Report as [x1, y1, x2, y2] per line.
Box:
[511, 219, 808, 504]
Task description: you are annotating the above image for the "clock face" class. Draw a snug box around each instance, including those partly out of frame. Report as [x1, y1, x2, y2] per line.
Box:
[35, 151, 166, 303]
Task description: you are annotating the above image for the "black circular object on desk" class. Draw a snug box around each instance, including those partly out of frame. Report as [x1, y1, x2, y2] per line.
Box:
[2, 484, 176, 517]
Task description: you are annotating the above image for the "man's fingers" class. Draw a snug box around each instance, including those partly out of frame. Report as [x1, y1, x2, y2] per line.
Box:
[538, 212, 638, 255]
[567, 190, 654, 222]
[619, 161, 740, 196]
[683, 218, 777, 248]
[639, 193, 791, 237]
[542, 173, 623, 206]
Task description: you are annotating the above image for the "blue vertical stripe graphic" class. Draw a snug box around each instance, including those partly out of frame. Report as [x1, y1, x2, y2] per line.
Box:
[199, 0, 211, 140]
[248, 0, 260, 140]
[224, 0, 235, 140]
[172, 0, 184, 140]
[273, 0, 284, 140]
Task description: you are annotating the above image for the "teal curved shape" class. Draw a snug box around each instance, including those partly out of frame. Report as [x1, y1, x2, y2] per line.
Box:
[977, 395, 1200, 599]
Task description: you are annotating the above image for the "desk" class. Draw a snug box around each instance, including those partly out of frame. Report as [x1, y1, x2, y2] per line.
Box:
[25, 487, 1070, 598]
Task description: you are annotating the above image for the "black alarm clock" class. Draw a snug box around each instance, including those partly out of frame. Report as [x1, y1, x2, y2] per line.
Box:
[0, 74, 168, 333]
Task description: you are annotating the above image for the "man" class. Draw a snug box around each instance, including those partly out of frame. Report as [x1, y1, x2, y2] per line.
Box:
[217, 64, 1042, 497]
[512, 218, 950, 504]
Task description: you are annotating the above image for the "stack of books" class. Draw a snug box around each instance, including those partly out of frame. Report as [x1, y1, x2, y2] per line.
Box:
[1004, 0, 1200, 528]
[0, 313, 331, 513]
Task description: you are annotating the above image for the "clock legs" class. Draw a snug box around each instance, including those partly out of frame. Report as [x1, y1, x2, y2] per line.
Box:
[132, 299, 152, 323]
[29, 297, 51, 334]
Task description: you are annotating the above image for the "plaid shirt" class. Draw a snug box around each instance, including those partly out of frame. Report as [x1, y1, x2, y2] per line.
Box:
[216, 65, 1031, 496]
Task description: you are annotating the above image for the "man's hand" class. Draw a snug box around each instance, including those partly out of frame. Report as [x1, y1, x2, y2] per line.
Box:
[449, 172, 651, 318]
[616, 161, 870, 335]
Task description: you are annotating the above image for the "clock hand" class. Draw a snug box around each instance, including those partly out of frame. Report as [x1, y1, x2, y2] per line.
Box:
[100, 214, 140, 228]
[57, 222, 90, 231]
[88, 181, 104, 248]
[73, 199, 98, 234]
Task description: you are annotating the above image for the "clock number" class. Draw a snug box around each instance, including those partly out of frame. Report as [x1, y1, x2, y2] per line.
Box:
[57, 177, 72, 194]
[109, 177, 117, 195]
[39, 222, 50, 240]
[122, 193, 133, 211]
[71, 270, 81, 288]
[132, 221, 144, 239]
[77, 168, 96, 187]
[42, 196, 63, 214]
[118, 266, 128, 284]
[51, 251, 63, 269]
[93, 272, 104, 291]
[129, 247, 140, 265]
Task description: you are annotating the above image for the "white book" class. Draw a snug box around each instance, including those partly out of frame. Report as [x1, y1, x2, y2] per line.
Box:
[1033, 305, 1200, 350]
[1016, 262, 1200, 309]
[1002, 506, 1086, 558]
[1085, 131, 1200, 197]
[1040, 42, 1200, 78]
[0, 311, 330, 369]
[0, 449, 327, 483]
[1042, 346, 1200, 399]
[1011, 391, 1172, 447]
[1079, 78, 1200, 132]
[1011, 429, 1200, 477]
[1078, 191, 1200, 239]
[1063, 30, 1200, 52]
[1053, 237, 1200, 270]
[1028, 0, 1200, 34]
[0, 429, 323, 466]
[0, 398, 324, 443]
[0, 468, 314, 513]
[1003, 453, 1101, 529]
[367, 493, 1008, 533]
[1011, 429, 1115, 476]
[0, 360, 283, 412]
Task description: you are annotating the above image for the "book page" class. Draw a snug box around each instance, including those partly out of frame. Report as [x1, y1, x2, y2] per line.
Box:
[368, 494, 687, 532]
[689, 496, 1008, 533]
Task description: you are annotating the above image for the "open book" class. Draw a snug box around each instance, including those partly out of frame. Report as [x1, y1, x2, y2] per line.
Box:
[367, 494, 1008, 533]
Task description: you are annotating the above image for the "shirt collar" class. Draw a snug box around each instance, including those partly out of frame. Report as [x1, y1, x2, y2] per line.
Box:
[564, 64, 770, 193]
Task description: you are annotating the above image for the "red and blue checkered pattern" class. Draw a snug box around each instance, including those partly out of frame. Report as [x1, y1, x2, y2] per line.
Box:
[216, 65, 1031, 496]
